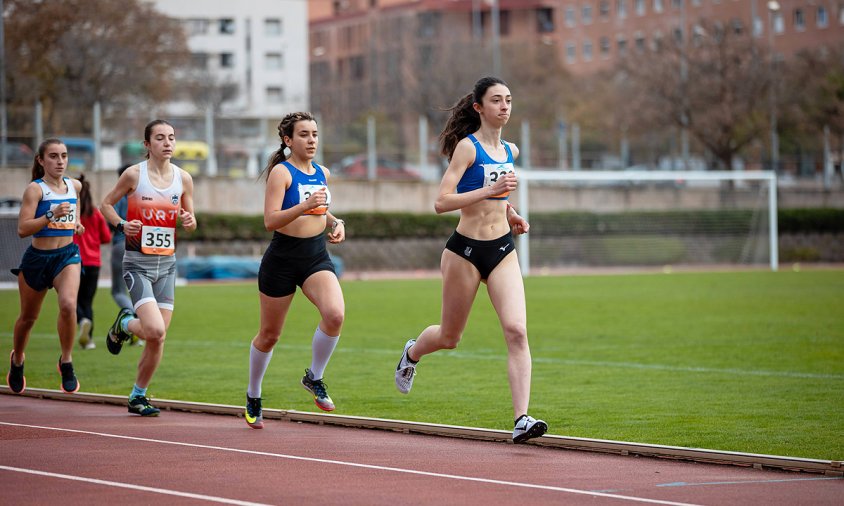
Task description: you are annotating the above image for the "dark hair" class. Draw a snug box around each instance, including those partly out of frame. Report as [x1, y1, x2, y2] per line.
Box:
[30, 138, 66, 181]
[438, 76, 508, 160]
[117, 163, 131, 177]
[259, 112, 317, 182]
[143, 119, 175, 159]
[77, 173, 93, 217]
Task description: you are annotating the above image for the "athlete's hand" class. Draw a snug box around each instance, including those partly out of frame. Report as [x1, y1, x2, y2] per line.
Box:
[74, 222, 86, 235]
[123, 219, 143, 237]
[305, 187, 328, 211]
[327, 220, 345, 244]
[490, 172, 517, 197]
[180, 209, 196, 231]
[509, 213, 530, 235]
[53, 202, 72, 219]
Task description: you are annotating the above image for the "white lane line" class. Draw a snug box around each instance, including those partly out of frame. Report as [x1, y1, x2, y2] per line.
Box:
[0, 465, 271, 506]
[0, 421, 699, 506]
[5, 331, 840, 380]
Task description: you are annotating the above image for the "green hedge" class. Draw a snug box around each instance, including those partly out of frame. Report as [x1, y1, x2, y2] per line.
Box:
[184, 208, 844, 241]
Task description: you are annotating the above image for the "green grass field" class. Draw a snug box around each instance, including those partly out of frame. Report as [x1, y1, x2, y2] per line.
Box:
[1, 269, 842, 460]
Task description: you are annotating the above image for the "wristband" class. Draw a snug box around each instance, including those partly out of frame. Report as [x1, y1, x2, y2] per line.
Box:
[332, 219, 345, 229]
[116, 220, 126, 233]
[45, 210, 55, 222]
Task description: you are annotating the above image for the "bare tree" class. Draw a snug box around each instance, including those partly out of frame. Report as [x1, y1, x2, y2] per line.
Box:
[619, 21, 771, 170]
[5, 0, 189, 134]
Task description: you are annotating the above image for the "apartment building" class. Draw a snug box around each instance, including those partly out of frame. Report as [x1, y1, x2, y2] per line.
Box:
[147, 0, 309, 139]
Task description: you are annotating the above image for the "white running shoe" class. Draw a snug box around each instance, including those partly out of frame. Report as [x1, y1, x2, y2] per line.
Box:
[78, 318, 93, 349]
[395, 339, 417, 394]
[512, 415, 548, 444]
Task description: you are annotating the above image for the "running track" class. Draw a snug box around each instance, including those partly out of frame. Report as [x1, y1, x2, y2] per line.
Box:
[0, 394, 841, 505]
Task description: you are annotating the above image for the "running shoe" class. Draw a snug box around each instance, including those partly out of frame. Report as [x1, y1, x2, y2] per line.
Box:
[128, 395, 160, 417]
[301, 368, 335, 412]
[57, 358, 80, 393]
[512, 415, 548, 444]
[394, 339, 417, 394]
[7, 351, 25, 394]
[245, 394, 263, 429]
[106, 308, 134, 355]
[78, 318, 94, 349]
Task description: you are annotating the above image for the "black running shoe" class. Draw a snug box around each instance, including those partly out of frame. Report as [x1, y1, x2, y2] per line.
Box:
[7, 351, 25, 394]
[57, 358, 79, 393]
[128, 395, 160, 416]
[301, 368, 335, 411]
[245, 395, 263, 429]
[107, 308, 134, 355]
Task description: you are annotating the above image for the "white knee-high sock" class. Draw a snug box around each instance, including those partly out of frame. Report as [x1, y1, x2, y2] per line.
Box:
[309, 327, 339, 380]
[247, 344, 273, 398]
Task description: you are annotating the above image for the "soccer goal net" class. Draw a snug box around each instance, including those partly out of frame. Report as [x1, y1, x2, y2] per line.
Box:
[515, 170, 778, 274]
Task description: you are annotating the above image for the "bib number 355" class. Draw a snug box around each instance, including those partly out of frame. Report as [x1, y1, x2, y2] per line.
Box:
[141, 226, 176, 255]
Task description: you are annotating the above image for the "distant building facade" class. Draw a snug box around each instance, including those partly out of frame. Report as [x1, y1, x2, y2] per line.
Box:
[147, 0, 309, 175]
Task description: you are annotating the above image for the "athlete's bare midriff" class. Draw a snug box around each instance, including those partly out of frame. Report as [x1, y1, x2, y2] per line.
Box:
[455, 198, 510, 240]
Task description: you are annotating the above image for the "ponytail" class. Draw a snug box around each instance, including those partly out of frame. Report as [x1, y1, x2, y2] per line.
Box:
[438, 76, 509, 160]
[77, 173, 93, 217]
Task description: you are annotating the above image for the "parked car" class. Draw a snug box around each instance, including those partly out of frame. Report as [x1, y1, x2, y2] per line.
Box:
[333, 155, 420, 180]
[0, 142, 34, 167]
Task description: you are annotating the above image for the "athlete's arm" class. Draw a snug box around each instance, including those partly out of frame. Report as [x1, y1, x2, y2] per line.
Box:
[179, 170, 197, 232]
[262, 164, 326, 231]
[17, 183, 46, 238]
[434, 138, 516, 214]
[101, 165, 141, 236]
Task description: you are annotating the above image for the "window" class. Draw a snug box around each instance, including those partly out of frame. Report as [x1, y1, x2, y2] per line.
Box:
[190, 52, 208, 69]
[817, 6, 828, 28]
[600, 36, 610, 57]
[617, 36, 627, 57]
[266, 87, 284, 103]
[672, 0, 682, 8]
[653, 0, 663, 14]
[265, 53, 283, 70]
[565, 6, 576, 27]
[349, 55, 365, 80]
[794, 9, 805, 31]
[635, 0, 645, 16]
[652, 31, 663, 51]
[184, 18, 209, 35]
[566, 42, 577, 63]
[731, 18, 744, 35]
[773, 11, 784, 33]
[582, 4, 593, 24]
[583, 40, 593, 61]
[418, 11, 440, 38]
[265, 18, 282, 36]
[220, 53, 235, 68]
[634, 32, 645, 52]
[537, 8, 555, 32]
[219, 18, 235, 34]
[599, 1, 610, 19]
[617, 0, 627, 19]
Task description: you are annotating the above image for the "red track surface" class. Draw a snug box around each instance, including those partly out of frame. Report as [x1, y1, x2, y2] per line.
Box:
[1, 395, 841, 505]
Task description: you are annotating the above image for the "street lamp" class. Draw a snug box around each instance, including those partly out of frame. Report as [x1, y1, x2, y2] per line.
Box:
[767, 1, 780, 172]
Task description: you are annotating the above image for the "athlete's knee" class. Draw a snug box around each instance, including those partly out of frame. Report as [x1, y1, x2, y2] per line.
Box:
[142, 324, 167, 343]
[256, 328, 280, 347]
[56, 297, 76, 318]
[439, 330, 463, 350]
[502, 322, 528, 346]
[321, 309, 344, 335]
[16, 314, 37, 329]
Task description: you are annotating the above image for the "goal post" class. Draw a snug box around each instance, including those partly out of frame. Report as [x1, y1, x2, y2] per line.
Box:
[516, 170, 779, 274]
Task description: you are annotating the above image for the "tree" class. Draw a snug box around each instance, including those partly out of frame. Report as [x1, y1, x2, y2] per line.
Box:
[5, 0, 189, 134]
[619, 21, 771, 170]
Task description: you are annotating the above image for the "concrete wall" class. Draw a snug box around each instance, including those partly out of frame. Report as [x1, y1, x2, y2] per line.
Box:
[2, 168, 842, 214]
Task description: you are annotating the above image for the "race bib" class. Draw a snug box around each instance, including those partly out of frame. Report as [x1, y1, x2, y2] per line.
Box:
[299, 184, 331, 216]
[140, 225, 176, 255]
[47, 202, 77, 230]
[483, 163, 515, 198]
